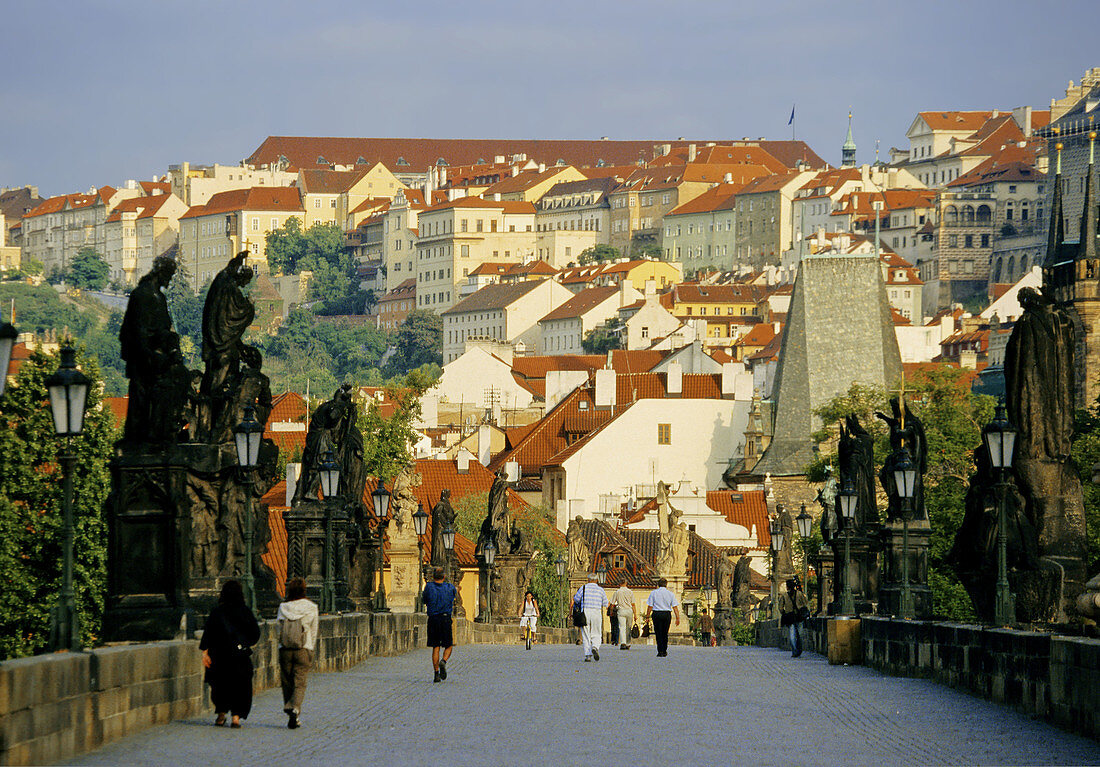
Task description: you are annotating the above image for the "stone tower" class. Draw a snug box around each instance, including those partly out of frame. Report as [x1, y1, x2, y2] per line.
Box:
[841, 112, 857, 169]
[752, 254, 902, 478]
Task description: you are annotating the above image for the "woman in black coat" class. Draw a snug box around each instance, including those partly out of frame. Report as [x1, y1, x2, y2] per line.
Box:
[200, 580, 261, 727]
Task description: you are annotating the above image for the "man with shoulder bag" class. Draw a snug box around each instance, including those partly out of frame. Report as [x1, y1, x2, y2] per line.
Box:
[573, 573, 608, 662]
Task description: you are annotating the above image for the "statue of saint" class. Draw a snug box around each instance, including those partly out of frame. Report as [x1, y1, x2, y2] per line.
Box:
[293, 386, 354, 504]
[838, 415, 878, 529]
[667, 521, 691, 577]
[566, 516, 591, 574]
[388, 464, 420, 546]
[715, 551, 735, 608]
[774, 506, 796, 581]
[479, 469, 516, 554]
[201, 252, 255, 398]
[335, 391, 367, 514]
[430, 489, 456, 568]
[656, 480, 683, 574]
[732, 555, 753, 612]
[876, 397, 927, 522]
[816, 466, 839, 544]
[119, 255, 191, 443]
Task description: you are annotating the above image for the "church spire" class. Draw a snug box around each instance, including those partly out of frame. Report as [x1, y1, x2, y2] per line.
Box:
[841, 111, 857, 168]
[1080, 128, 1097, 262]
[1044, 133, 1066, 269]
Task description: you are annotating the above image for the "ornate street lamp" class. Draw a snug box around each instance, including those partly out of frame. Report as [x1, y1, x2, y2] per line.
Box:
[796, 503, 813, 590]
[556, 553, 567, 628]
[837, 475, 858, 615]
[483, 537, 497, 623]
[983, 400, 1017, 626]
[596, 561, 607, 585]
[894, 447, 917, 620]
[769, 515, 783, 620]
[371, 479, 391, 613]
[46, 344, 89, 652]
[749, 604, 760, 623]
[0, 319, 16, 398]
[317, 448, 341, 613]
[233, 405, 264, 613]
[413, 503, 429, 612]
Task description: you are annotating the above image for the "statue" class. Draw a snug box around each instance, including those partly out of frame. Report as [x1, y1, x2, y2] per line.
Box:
[667, 521, 690, 577]
[201, 252, 255, 398]
[774, 506, 796, 582]
[656, 480, 683, 574]
[292, 385, 355, 504]
[335, 392, 367, 515]
[118, 255, 191, 443]
[732, 555, 754, 613]
[389, 464, 420, 546]
[566, 516, 591, 574]
[715, 551, 736, 608]
[816, 466, 839, 544]
[478, 469, 522, 555]
[838, 415, 878, 529]
[876, 397, 928, 522]
[430, 489, 456, 568]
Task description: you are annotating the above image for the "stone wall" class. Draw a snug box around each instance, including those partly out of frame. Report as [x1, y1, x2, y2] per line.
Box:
[3, 611, 569, 766]
[755, 615, 1100, 741]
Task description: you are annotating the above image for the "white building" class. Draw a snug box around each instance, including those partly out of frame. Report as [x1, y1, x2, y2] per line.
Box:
[538, 282, 640, 355]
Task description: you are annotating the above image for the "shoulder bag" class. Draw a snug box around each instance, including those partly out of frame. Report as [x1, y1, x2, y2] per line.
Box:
[571, 585, 587, 627]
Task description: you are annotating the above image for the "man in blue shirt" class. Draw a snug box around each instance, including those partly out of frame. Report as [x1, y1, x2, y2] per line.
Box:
[573, 573, 609, 662]
[422, 567, 457, 683]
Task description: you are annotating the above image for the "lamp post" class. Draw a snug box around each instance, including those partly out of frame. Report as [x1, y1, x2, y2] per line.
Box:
[837, 476, 858, 615]
[371, 479, 391, 613]
[483, 537, 496, 622]
[596, 561, 607, 585]
[232, 405, 264, 613]
[46, 343, 89, 652]
[749, 605, 760, 623]
[701, 584, 712, 616]
[318, 449, 341, 613]
[0, 319, 16, 398]
[413, 503, 429, 612]
[984, 400, 1017, 626]
[894, 447, 917, 620]
[769, 515, 784, 620]
[442, 523, 456, 585]
[796, 503, 812, 590]
[555, 554, 566, 628]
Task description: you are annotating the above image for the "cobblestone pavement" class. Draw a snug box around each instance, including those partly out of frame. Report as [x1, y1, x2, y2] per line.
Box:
[69, 643, 1100, 767]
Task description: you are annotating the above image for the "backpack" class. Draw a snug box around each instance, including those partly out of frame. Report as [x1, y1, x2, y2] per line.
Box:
[281, 616, 306, 649]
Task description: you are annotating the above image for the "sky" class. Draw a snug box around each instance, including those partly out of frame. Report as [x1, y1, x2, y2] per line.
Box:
[2, 0, 1099, 197]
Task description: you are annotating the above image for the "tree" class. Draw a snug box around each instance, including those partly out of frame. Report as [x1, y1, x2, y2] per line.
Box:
[66, 247, 110, 291]
[386, 310, 442, 376]
[581, 321, 622, 354]
[0, 347, 117, 658]
[264, 217, 307, 275]
[578, 244, 620, 265]
[630, 241, 662, 260]
[359, 370, 435, 481]
[164, 261, 204, 361]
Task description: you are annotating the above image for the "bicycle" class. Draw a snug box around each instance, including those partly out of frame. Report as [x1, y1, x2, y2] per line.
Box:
[522, 621, 534, 650]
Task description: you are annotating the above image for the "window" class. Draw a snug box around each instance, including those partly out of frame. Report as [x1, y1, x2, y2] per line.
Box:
[490, 220, 498, 232]
[949, 234, 958, 247]
[461, 245, 469, 257]
[476, 219, 483, 232]
[964, 235, 973, 248]
[981, 234, 990, 248]
[331, 199, 337, 208]
[461, 219, 468, 232]
[252, 218, 259, 232]
[314, 199, 321, 208]
[657, 423, 671, 445]
[641, 326, 649, 339]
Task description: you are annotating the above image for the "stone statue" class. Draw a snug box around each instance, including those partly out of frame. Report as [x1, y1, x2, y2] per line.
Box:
[667, 521, 690, 577]
[186, 475, 220, 577]
[334, 391, 367, 514]
[430, 489, 456, 568]
[775, 506, 796, 582]
[478, 469, 522, 555]
[838, 415, 878, 529]
[877, 397, 927, 522]
[732, 555, 753, 612]
[656, 480, 683, 574]
[715, 551, 736, 609]
[816, 466, 839, 544]
[292, 385, 355, 504]
[566, 516, 591, 574]
[388, 464, 420, 547]
[119, 255, 191, 443]
[201, 252, 255, 398]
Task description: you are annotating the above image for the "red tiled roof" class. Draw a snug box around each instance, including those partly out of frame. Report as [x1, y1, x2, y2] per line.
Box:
[917, 111, 999, 132]
[423, 197, 535, 215]
[672, 283, 762, 305]
[103, 396, 128, 428]
[268, 392, 307, 425]
[180, 187, 303, 219]
[539, 286, 620, 322]
[706, 490, 770, 547]
[299, 168, 368, 194]
[666, 183, 744, 216]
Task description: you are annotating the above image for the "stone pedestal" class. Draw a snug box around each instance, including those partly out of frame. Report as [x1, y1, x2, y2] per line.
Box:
[877, 519, 932, 619]
[663, 575, 689, 633]
[479, 553, 534, 623]
[284, 498, 352, 612]
[828, 529, 882, 615]
[387, 543, 421, 613]
[347, 535, 376, 613]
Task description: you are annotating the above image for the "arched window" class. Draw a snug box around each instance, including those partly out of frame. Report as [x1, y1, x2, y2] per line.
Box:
[1007, 256, 1015, 278]
[945, 206, 958, 225]
[993, 257, 1003, 282]
[962, 205, 975, 223]
[976, 205, 992, 223]
[1020, 255, 1028, 272]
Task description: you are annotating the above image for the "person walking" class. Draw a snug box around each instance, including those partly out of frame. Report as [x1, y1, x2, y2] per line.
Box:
[644, 578, 681, 657]
[779, 577, 810, 657]
[573, 573, 609, 662]
[518, 590, 539, 645]
[199, 580, 260, 728]
[612, 582, 637, 650]
[276, 577, 319, 729]
[698, 608, 713, 647]
[423, 566, 457, 682]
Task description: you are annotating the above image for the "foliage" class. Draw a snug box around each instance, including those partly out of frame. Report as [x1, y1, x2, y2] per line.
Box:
[264, 218, 365, 316]
[0, 347, 117, 659]
[0, 282, 95, 338]
[581, 320, 622, 354]
[578, 244, 620, 265]
[1072, 407, 1100, 574]
[806, 368, 994, 621]
[21, 256, 43, 277]
[726, 608, 756, 645]
[164, 261, 205, 361]
[66, 247, 109, 291]
[385, 310, 442, 376]
[359, 369, 435, 482]
[630, 241, 662, 260]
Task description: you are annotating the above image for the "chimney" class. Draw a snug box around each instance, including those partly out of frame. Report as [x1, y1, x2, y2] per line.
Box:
[494, 193, 502, 201]
[620, 278, 630, 305]
[645, 279, 657, 299]
[595, 368, 617, 409]
[721, 362, 738, 399]
[538, 163, 546, 173]
[667, 360, 683, 397]
[424, 169, 433, 200]
[439, 167, 447, 186]
[478, 425, 491, 466]
[511, 167, 519, 177]
[688, 144, 697, 162]
[724, 172, 733, 183]
[457, 449, 471, 473]
[285, 463, 300, 506]
[494, 155, 505, 164]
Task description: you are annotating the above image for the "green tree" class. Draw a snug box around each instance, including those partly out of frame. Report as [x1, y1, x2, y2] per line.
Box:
[265, 216, 307, 275]
[630, 241, 663, 260]
[164, 261, 205, 359]
[386, 310, 442, 376]
[66, 247, 110, 291]
[360, 369, 435, 482]
[578, 244, 620, 265]
[0, 347, 117, 658]
[1072, 407, 1100, 574]
[581, 321, 622, 354]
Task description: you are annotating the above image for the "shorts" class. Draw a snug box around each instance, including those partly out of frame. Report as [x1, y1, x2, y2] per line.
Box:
[519, 616, 538, 630]
[427, 614, 453, 648]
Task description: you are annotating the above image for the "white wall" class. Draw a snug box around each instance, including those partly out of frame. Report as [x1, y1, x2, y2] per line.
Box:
[434, 346, 534, 409]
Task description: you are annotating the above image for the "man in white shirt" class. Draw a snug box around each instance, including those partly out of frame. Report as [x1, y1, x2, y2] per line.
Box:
[612, 583, 637, 650]
[644, 577, 681, 657]
[573, 573, 609, 662]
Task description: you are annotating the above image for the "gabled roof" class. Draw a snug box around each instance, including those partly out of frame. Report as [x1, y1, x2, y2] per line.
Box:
[441, 280, 543, 315]
[736, 171, 804, 196]
[139, 181, 170, 195]
[671, 283, 762, 305]
[666, 183, 743, 216]
[539, 286, 620, 322]
[267, 391, 307, 425]
[179, 186, 303, 219]
[104, 194, 176, 222]
[503, 260, 558, 278]
[379, 278, 416, 302]
[735, 322, 778, 349]
[481, 166, 573, 196]
[468, 261, 517, 277]
[571, 518, 657, 588]
[916, 111, 999, 133]
[298, 168, 368, 194]
[947, 144, 1046, 188]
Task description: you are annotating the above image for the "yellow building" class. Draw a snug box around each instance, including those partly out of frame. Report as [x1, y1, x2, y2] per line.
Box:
[299, 164, 405, 228]
[103, 194, 189, 286]
[482, 165, 586, 202]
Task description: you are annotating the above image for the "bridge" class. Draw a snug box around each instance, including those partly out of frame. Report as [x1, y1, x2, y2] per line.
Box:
[61, 642, 1100, 766]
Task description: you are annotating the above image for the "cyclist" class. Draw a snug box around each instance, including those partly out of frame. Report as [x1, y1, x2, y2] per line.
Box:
[518, 591, 540, 648]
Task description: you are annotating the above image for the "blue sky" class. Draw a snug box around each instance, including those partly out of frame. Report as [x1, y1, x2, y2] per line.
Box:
[2, 0, 1098, 197]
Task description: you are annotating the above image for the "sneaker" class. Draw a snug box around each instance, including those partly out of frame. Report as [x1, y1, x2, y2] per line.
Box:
[592, 649, 599, 661]
[433, 671, 441, 683]
[584, 656, 592, 662]
[287, 712, 299, 729]
[620, 644, 628, 650]
[439, 659, 447, 680]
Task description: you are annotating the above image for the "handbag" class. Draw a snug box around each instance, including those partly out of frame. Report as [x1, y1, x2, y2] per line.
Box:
[631, 622, 640, 639]
[571, 585, 587, 627]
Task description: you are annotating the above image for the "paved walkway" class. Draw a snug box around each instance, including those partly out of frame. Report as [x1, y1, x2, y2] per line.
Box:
[68, 643, 1100, 766]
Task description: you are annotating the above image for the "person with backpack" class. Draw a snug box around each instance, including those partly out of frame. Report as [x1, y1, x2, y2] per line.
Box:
[778, 577, 810, 658]
[422, 566, 457, 683]
[200, 580, 260, 728]
[277, 578, 319, 729]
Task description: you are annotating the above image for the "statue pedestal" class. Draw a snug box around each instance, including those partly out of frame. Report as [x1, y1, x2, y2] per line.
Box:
[348, 534, 376, 613]
[387, 542, 422, 613]
[284, 498, 352, 612]
[828, 528, 882, 615]
[662, 575, 689, 633]
[480, 553, 534, 623]
[877, 519, 932, 619]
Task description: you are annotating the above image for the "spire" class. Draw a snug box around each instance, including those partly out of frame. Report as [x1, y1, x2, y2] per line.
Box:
[1044, 133, 1066, 268]
[1080, 128, 1097, 262]
[841, 111, 857, 168]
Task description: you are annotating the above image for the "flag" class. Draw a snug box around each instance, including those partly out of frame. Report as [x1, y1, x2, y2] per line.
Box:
[788, 104, 795, 126]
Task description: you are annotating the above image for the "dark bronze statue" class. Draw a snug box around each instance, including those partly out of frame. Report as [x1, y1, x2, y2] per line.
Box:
[293, 385, 356, 504]
[201, 251, 255, 398]
[876, 397, 927, 522]
[838, 415, 878, 529]
[732, 554, 753, 613]
[478, 468, 523, 555]
[119, 255, 191, 443]
[430, 489, 456, 568]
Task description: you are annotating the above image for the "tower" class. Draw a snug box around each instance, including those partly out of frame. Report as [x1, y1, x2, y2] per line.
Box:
[841, 112, 857, 169]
